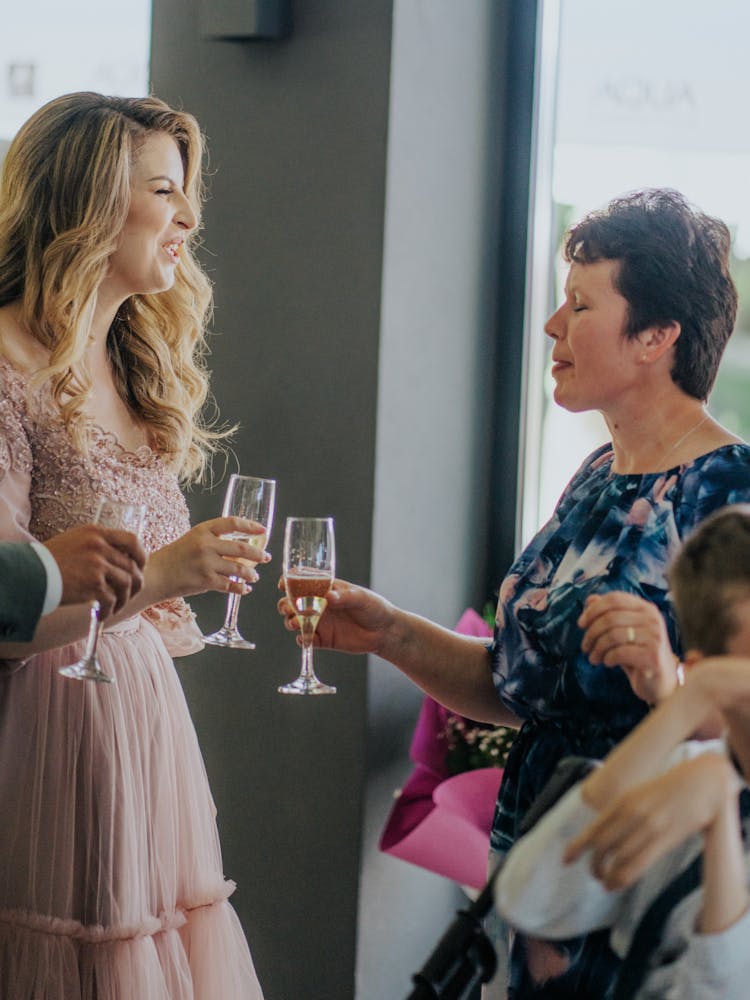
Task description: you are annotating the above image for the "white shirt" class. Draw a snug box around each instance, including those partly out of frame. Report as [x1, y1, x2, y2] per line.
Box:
[495, 740, 750, 999]
[30, 542, 63, 615]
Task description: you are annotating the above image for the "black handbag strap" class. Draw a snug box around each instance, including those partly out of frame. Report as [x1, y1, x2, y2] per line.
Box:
[612, 787, 750, 1000]
[518, 755, 599, 836]
[612, 853, 702, 1000]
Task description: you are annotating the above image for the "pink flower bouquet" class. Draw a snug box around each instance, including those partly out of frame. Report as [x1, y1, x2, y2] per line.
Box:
[379, 608, 513, 890]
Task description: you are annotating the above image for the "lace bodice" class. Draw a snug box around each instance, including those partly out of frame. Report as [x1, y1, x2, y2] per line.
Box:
[0, 357, 189, 549]
[0, 355, 202, 652]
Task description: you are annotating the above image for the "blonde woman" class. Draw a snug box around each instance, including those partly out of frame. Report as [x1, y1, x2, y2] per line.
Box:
[0, 93, 265, 998]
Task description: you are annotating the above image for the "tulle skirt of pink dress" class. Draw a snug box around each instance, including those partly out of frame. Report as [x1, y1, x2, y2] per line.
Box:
[0, 616, 264, 1000]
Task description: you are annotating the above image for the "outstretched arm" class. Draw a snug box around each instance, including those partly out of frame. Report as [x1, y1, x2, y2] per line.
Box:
[497, 658, 750, 937]
[0, 516, 267, 659]
[279, 579, 518, 726]
[575, 657, 744, 814]
[497, 745, 741, 940]
[564, 752, 737, 892]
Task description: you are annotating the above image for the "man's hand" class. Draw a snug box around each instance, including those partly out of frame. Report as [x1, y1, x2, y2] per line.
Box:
[44, 525, 146, 618]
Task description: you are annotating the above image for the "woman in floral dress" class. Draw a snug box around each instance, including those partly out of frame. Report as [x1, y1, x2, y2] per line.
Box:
[0, 92, 266, 998]
[280, 189, 750, 997]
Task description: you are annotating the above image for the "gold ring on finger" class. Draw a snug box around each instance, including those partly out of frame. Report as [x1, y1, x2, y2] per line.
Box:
[626, 625, 636, 644]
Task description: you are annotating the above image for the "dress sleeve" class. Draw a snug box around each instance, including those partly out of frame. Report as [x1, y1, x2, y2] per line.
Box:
[142, 598, 205, 658]
[677, 445, 750, 536]
[0, 391, 35, 543]
[495, 784, 625, 937]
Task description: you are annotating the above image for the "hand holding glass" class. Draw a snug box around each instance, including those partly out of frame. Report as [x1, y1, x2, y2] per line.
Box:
[59, 498, 147, 683]
[203, 474, 276, 650]
[280, 516, 336, 695]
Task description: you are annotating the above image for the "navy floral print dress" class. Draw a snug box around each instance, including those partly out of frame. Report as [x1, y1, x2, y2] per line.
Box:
[489, 442, 750, 999]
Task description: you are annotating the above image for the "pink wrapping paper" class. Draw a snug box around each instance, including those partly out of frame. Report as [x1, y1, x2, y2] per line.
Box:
[379, 608, 504, 889]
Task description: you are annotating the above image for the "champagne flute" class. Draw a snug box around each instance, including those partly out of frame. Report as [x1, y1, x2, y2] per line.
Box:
[203, 474, 276, 649]
[279, 516, 336, 695]
[59, 498, 147, 683]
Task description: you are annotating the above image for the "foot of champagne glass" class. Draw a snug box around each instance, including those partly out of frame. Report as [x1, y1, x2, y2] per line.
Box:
[278, 675, 336, 696]
[58, 660, 114, 683]
[202, 587, 256, 650]
[203, 627, 256, 650]
[59, 602, 113, 683]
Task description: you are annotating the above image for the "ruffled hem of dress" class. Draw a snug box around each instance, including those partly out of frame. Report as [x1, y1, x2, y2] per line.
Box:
[0, 880, 236, 944]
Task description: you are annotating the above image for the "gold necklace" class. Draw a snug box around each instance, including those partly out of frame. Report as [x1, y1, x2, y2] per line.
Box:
[656, 413, 709, 469]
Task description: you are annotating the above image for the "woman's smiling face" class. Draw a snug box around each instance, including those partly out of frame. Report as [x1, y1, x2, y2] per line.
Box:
[103, 131, 197, 304]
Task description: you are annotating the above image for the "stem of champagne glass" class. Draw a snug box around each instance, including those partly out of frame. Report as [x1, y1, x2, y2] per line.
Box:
[300, 641, 315, 682]
[299, 619, 317, 681]
[222, 589, 243, 631]
[83, 602, 103, 662]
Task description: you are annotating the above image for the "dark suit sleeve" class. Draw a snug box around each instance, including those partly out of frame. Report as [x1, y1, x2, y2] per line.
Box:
[0, 542, 47, 642]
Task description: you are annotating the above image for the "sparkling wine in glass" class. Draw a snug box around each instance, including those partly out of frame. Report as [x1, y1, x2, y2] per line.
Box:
[203, 474, 276, 650]
[279, 516, 336, 695]
[59, 498, 147, 683]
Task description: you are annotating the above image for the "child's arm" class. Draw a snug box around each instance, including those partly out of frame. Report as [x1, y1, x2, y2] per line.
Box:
[497, 667, 731, 937]
[640, 761, 750, 1000]
[699, 774, 748, 934]
[564, 752, 735, 891]
[497, 748, 739, 943]
[496, 780, 626, 938]
[579, 656, 750, 815]
[497, 659, 750, 937]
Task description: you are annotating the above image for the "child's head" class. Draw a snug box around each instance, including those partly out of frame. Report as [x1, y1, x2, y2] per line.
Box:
[669, 505, 750, 657]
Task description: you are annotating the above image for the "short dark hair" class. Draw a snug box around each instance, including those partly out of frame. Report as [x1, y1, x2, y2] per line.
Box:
[668, 506, 750, 655]
[564, 189, 737, 401]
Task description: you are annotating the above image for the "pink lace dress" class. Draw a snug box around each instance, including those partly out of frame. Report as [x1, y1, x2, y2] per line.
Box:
[0, 357, 264, 999]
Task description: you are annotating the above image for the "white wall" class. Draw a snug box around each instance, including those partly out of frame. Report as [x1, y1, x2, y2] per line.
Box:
[0, 0, 150, 140]
[372, 0, 499, 629]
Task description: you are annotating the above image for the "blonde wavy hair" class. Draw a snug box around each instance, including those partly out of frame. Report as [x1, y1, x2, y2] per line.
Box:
[0, 91, 227, 483]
